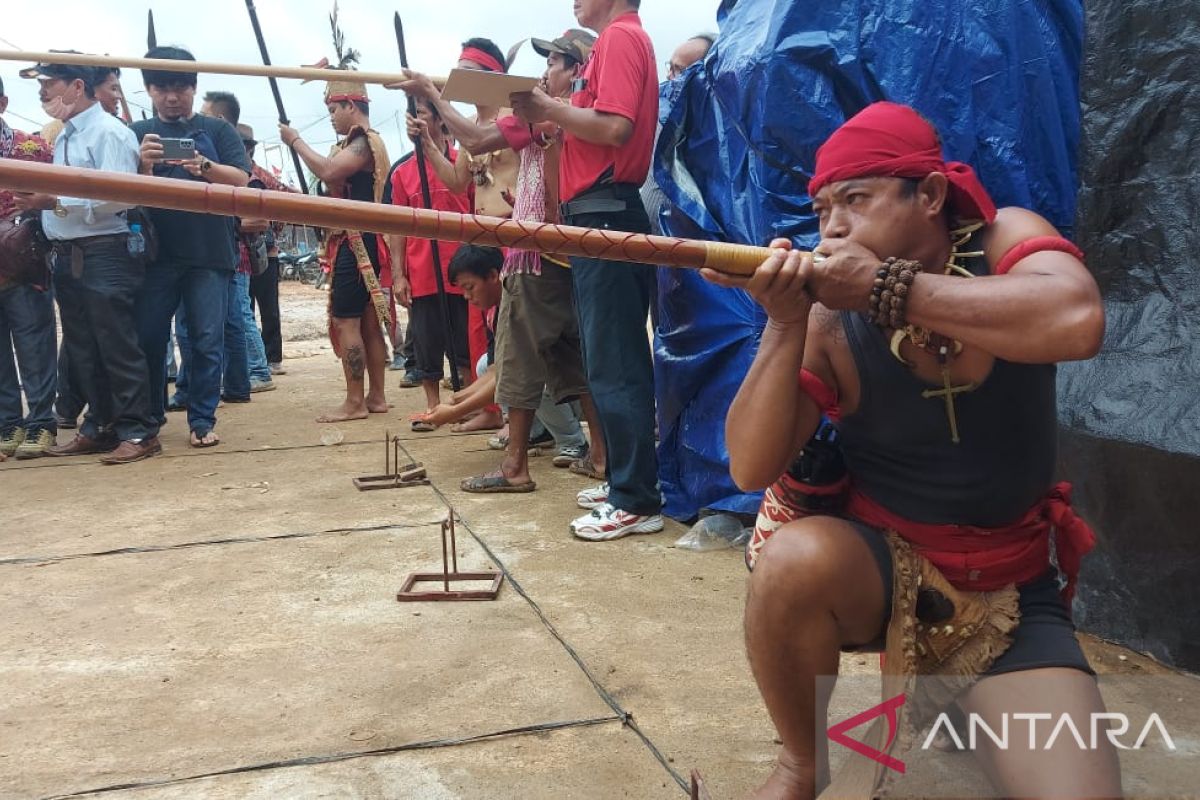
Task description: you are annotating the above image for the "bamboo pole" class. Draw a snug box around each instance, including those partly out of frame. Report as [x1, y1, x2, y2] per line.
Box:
[0, 50, 443, 89]
[0, 160, 782, 275]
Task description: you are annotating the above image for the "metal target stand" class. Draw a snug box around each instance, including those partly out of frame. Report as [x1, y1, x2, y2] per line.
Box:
[353, 431, 430, 491]
[396, 509, 503, 602]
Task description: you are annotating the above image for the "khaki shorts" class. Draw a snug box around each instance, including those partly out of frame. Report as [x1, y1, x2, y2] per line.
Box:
[494, 261, 589, 410]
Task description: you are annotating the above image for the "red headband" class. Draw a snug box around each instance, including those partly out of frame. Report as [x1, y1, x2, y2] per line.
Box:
[459, 46, 505, 74]
[808, 102, 996, 223]
[327, 93, 369, 104]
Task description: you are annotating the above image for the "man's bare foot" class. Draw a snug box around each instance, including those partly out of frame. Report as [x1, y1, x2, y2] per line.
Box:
[316, 401, 369, 423]
[366, 396, 392, 413]
[450, 408, 503, 433]
[749, 758, 816, 800]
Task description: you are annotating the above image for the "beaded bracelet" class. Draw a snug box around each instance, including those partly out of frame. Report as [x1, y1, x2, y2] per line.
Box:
[867, 257, 922, 329]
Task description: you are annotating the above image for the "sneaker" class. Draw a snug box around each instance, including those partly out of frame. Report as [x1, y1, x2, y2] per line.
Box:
[553, 442, 589, 468]
[399, 371, 420, 389]
[387, 355, 405, 372]
[55, 413, 78, 430]
[0, 426, 25, 457]
[576, 481, 610, 510]
[570, 502, 665, 541]
[249, 379, 277, 393]
[487, 433, 509, 451]
[269, 362, 287, 376]
[14, 427, 55, 460]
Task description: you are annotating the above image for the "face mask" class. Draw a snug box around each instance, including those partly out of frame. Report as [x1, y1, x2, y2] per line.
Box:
[41, 88, 81, 121]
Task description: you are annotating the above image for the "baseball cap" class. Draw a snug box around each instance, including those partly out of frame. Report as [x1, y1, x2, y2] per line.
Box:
[20, 52, 96, 84]
[530, 29, 596, 65]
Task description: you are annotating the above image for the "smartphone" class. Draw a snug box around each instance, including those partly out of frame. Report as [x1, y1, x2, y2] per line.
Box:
[160, 137, 196, 161]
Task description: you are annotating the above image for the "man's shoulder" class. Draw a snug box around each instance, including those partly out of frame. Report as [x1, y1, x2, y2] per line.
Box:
[600, 15, 654, 52]
[94, 110, 136, 139]
[979, 207, 1061, 266]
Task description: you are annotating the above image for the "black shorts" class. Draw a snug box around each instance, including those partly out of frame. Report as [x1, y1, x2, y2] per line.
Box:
[848, 520, 1093, 676]
[330, 235, 380, 319]
[409, 294, 470, 381]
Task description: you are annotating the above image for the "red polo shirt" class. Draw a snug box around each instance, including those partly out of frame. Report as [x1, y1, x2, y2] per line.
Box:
[389, 148, 474, 298]
[559, 12, 658, 202]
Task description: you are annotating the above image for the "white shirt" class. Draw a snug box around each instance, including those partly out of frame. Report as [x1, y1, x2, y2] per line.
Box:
[42, 102, 140, 241]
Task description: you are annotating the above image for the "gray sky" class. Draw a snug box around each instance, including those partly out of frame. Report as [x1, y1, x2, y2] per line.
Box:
[1, 0, 719, 186]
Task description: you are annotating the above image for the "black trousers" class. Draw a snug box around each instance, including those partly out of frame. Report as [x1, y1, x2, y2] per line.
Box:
[249, 257, 282, 364]
[52, 239, 154, 442]
[55, 346, 86, 420]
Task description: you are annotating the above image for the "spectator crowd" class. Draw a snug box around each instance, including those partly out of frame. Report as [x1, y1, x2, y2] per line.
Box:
[0, 0, 714, 539]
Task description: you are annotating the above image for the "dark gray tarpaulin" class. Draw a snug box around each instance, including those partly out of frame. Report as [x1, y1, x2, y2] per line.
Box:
[1060, 0, 1200, 669]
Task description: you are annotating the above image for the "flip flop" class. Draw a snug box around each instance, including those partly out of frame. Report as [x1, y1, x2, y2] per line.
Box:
[411, 420, 437, 432]
[189, 430, 220, 448]
[568, 456, 605, 480]
[460, 474, 536, 494]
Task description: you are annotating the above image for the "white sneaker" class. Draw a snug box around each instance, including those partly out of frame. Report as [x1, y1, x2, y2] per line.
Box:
[571, 502, 665, 541]
[576, 482, 610, 509]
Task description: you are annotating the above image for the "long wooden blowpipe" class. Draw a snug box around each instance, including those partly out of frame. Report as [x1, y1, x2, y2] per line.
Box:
[0, 49, 442, 90]
[0, 160, 785, 275]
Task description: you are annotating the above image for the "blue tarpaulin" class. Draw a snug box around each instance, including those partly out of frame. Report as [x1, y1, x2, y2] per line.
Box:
[653, 0, 1083, 520]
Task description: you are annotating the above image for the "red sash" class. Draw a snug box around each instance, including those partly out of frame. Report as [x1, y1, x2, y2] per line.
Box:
[846, 483, 1095, 605]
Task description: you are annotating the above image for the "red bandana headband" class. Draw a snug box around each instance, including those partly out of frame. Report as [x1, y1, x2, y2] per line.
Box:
[327, 92, 369, 103]
[808, 102, 996, 223]
[459, 46, 505, 74]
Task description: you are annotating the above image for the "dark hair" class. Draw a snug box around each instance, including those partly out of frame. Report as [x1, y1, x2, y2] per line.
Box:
[448, 245, 503, 284]
[96, 67, 120, 82]
[141, 46, 197, 89]
[48, 65, 98, 99]
[336, 98, 370, 117]
[203, 91, 240, 124]
[628, 0, 641, 7]
[461, 37, 507, 73]
[0, 76, 5, 96]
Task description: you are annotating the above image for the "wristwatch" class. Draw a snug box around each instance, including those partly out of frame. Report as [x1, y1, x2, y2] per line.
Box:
[199, 158, 214, 174]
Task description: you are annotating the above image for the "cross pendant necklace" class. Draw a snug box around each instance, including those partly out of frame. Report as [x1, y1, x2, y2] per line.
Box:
[920, 347, 976, 444]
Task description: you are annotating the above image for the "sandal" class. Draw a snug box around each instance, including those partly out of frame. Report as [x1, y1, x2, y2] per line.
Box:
[189, 429, 220, 448]
[411, 420, 436, 433]
[460, 473, 536, 494]
[568, 456, 605, 480]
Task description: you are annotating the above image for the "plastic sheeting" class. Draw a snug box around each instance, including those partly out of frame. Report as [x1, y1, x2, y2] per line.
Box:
[653, 0, 1083, 520]
[1057, 0, 1200, 670]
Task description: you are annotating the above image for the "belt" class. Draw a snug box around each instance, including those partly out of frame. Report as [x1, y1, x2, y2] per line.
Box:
[50, 233, 127, 252]
[560, 183, 643, 219]
[51, 233, 129, 279]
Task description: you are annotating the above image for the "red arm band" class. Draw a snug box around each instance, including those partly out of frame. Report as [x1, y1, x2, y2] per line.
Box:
[993, 236, 1085, 276]
[798, 368, 839, 420]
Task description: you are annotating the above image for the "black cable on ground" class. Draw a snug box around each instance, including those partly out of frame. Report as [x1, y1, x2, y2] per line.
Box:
[427, 485, 692, 794]
[0, 520, 443, 567]
[39, 716, 622, 800]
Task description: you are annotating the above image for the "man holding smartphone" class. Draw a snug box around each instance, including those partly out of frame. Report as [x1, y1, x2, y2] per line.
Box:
[130, 46, 250, 449]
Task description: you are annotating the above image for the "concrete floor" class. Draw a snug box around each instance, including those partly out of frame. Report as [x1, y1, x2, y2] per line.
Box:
[1, 285, 1194, 799]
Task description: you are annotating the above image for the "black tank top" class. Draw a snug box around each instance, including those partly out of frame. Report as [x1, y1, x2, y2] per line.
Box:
[834, 244, 1057, 527]
[344, 169, 379, 267]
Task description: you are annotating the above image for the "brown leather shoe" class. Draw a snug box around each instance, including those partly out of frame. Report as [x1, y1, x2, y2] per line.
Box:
[99, 437, 162, 465]
[46, 434, 118, 457]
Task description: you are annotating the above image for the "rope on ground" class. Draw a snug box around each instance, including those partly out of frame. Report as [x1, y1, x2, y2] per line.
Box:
[39, 716, 622, 800]
[0, 520, 443, 567]
[427, 484, 692, 794]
